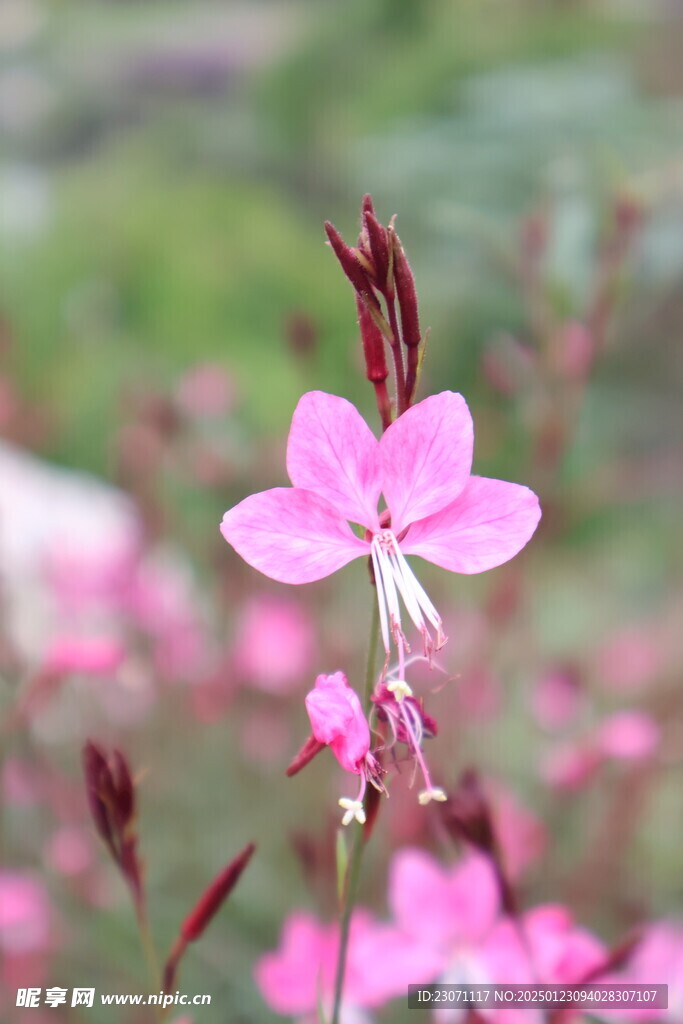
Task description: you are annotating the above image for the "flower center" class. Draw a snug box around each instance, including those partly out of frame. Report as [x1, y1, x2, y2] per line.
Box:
[370, 529, 446, 671]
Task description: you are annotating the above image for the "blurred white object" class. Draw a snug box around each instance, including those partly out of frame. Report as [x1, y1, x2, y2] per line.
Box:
[0, 440, 141, 666]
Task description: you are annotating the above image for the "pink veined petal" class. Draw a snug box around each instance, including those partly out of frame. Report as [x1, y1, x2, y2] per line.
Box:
[388, 849, 498, 950]
[380, 391, 474, 534]
[221, 488, 367, 585]
[401, 475, 541, 574]
[286, 391, 382, 530]
[305, 672, 370, 773]
[254, 912, 331, 1015]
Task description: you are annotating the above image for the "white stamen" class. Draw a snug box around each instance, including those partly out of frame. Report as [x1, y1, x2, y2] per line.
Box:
[387, 678, 413, 702]
[371, 530, 446, 659]
[418, 787, 447, 805]
[338, 797, 366, 826]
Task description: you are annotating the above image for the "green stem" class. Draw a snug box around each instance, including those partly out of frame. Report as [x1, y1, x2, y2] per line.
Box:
[330, 600, 380, 1024]
[134, 903, 163, 1023]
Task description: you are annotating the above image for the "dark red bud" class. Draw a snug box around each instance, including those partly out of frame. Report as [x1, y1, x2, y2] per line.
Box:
[356, 294, 389, 384]
[392, 231, 421, 350]
[180, 842, 255, 942]
[111, 749, 135, 829]
[363, 212, 391, 296]
[286, 735, 326, 777]
[324, 222, 380, 311]
[83, 742, 115, 851]
[441, 769, 496, 854]
[361, 194, 375, 217]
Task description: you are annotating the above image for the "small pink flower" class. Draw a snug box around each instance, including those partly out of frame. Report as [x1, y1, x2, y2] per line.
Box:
[596, 710, 660, 760]
[222, 391, 540, 666]
[42, 635, 125, 678]
[481, 905, 606, 1024]
[0, 872, 51, 954]
[255, 908, 433, 1022]
[233, 594, 317, 694]
[599, 921, 683, 1022]
[388, 847, 500, 982]
[305, 672, 370, 774]
[305, 671, 375, 825]
[175, 362, 235, 419]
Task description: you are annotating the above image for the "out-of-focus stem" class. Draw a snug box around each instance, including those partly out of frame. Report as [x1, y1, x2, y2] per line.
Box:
[134, 904, 162, 1021]
[330, 601, 380, 1024]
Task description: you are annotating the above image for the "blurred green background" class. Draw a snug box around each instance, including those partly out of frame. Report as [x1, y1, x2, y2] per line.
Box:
[2, 1, 683, 1021]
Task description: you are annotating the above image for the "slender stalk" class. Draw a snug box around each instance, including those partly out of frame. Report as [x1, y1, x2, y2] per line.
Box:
[134, 904, 163, 1022]
[330, 601, 380, 1024]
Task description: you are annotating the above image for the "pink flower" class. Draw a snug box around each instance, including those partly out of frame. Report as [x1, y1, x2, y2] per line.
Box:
[596, 710, 660, 760]
[0, 872, 51, 954]
[255, 908, 432, 1022]
[481, 905, 606, 1024]
[305, 671, 373, 825]
[233, 595, 317, 694]
[42, 635, 125, 678]
[542, 711, 660, 791]
[221, 391, 540, 665]
[388, 847, 500, 984]
[598, 921, 683, 1022]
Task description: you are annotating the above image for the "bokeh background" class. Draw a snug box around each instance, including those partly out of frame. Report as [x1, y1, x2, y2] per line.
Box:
[2, 0, 683, 1020]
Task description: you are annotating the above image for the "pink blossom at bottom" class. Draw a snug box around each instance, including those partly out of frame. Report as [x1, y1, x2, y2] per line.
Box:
[479, 904, 607, 1024]
[597, 921, 683, 1022]
[255, 909, 437, 1022]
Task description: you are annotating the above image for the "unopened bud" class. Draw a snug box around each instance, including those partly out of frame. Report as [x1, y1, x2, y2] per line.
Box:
[180, 842, 255, 942]
[324, 222, 380, 312]
[356, 295, 389, 384]
[391, 230, 421, 351]
[364, 211, 392, 297]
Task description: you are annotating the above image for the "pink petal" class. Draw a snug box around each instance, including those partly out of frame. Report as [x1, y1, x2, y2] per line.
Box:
[254, 912, 331, 1015]
[305, 672, 370, 773]
[380, 392, 473, 534]
[388, 848, 499, 949]
[221, 488, 367, 584]
[286, 391, 382, 530]
[402, 475, 541, 574]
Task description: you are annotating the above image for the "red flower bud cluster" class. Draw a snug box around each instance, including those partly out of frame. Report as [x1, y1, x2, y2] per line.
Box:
[325, 195, 424, 429]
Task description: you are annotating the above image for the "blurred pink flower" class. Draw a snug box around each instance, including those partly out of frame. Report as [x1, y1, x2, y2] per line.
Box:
[541, 743, 603, 792]
[531, 667, 584, 731]
[126, 552, 210, 682]
[388, 848, 500, 985]
[599, 922, 683, 1022]
[222, 391, 540, 665]
[596, 711, 660, 760]
[233, 594, 317, 693]
[175, 362, 235, 419]
[481, 904, 606, 1024]
[255, 909, 431, 1022]
[45, 826, 94, 877]
[596, 627, 664, 693]
[486, 783, 548, 882]
[541, 711, 660, 791]
[0, 872, 51, 954]
[42, 635, 125, 678]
